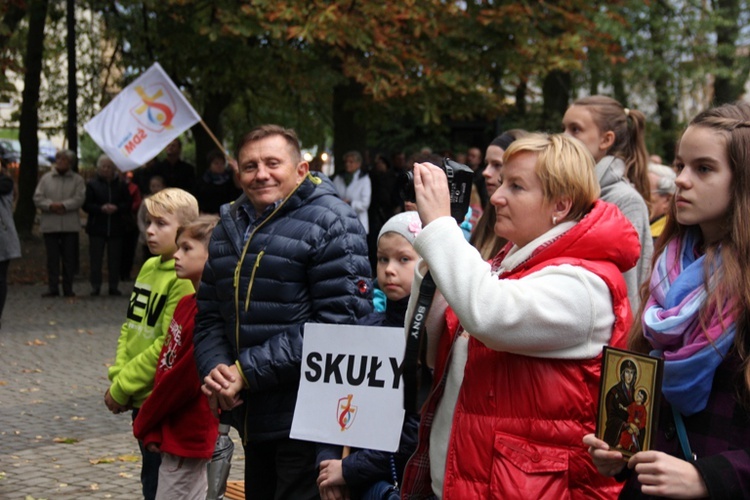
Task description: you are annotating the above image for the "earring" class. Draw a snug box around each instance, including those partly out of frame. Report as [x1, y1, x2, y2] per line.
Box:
[552, 216, 558, 225]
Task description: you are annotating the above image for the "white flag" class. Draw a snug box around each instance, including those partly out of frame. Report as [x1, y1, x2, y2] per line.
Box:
[84, 62, 201, 172]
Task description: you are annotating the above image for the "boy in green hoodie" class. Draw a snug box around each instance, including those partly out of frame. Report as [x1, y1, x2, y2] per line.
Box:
[104, 187, 199, 500]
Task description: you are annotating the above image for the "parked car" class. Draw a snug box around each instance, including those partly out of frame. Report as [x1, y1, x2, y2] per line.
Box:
[0, 138, 52, 168]
[0, 139, 20, 169]
[39, 139, 58, 162]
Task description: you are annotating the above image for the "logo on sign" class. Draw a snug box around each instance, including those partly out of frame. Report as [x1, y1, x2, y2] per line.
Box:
[130, 84, 177, 133]
[337, 394, 357, 431]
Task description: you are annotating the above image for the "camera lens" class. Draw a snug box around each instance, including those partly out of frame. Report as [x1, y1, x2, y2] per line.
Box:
[399, 171, 416, 203]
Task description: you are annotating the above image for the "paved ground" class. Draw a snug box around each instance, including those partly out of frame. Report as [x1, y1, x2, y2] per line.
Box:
[0, 281, 244, 499]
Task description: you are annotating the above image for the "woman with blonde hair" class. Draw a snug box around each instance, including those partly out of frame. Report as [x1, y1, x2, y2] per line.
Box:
[401, 133, 640, 499]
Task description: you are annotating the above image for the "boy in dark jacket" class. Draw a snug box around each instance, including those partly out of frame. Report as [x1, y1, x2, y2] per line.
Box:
[317, 212, 423, 500]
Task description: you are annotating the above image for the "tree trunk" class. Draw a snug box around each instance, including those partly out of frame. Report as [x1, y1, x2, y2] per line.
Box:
[541, 70, 570, 131]
[650, 1, 677, 163]
[514, 79, 527, 117]
[712, 0, 745, 104]
[612, 63, 627, 107]
[192, 91, 231, 175]
[66, 0, 77, 161]
[16, 0, 49, 237]
[333, 79, 367, 176]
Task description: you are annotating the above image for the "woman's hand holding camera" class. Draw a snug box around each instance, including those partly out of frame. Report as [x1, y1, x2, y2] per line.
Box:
[413, 162, 451, 226]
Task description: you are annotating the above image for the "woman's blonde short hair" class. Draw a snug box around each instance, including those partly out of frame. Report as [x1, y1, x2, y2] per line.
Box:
[504, 133, 600, 222]
[144, 188, 199, 226]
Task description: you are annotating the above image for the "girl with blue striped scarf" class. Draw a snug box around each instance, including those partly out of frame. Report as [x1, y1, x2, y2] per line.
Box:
[585, 101, 750, 498]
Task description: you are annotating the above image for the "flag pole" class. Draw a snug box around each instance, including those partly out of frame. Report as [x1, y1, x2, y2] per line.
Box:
[199, 119, 232, 159]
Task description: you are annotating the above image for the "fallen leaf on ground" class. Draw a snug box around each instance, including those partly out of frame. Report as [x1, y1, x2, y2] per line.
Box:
[89, 457, 115, 465]
[118, 472, 133, 478]
[26, 339, 47, 346]
[70, 416, 86, 421]
[45, 334, 57, 339]
[52, 437, 79, 444]
[89, 483, 99, 490]
[0, 381, 6, 386]
[117, 454, 139, 462]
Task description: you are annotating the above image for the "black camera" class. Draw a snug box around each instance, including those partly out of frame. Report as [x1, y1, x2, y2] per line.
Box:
[400, 158, 474, 224]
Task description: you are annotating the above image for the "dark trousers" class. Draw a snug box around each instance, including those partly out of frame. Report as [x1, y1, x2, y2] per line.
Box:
[43, 232, 78, 294]
[132, 408, 161, 500]
[0, 259, 8, 320]
[89, 235, 123, 293]
[243, 437, 319, 500]
[121, 228, 139, 280]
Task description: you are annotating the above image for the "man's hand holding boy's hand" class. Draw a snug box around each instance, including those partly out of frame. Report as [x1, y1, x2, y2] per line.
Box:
[202, 363, 245, 411]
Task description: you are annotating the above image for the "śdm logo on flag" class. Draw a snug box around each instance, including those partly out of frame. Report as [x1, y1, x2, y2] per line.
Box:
[132, 85, 176, 133]
[84, 62, 201, 172]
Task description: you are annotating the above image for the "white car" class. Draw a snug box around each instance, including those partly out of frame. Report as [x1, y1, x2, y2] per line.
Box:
[0, 138, 52, 168]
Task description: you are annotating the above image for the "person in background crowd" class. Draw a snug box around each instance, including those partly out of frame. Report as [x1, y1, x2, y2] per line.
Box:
[84, 155, 131, 296]
[120, 170, 143, 282]
[333, 150, 372, 234]
[470, 129, 528, 260]
[585, 100, 750, 499]
[33, 149, 85, 298]
[647, 163, 676, 243]
[367, 153, 401, 273]
[195, 149, 241, 214]
[133, 157, 158, 198]
[563, 95, 653, 313]
[151, 138, 196, 192]
[401, 133, 639, 499]
[466, 146, 488, 207]
[0, 164, 21, 329]
[194, 125, 372, 500]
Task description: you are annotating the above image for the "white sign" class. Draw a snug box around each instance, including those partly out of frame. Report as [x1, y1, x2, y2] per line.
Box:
[290, 323, 406, 452]
[84, 62, 201, 172]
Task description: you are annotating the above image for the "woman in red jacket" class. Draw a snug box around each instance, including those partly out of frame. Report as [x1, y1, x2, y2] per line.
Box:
[401, 134, 641, 499]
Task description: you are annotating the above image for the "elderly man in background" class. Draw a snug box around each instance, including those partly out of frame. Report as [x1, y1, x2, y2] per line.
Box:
[647, 163, 676, 242]
[33, 149, 86, 297]
[83, 155, 132, 296]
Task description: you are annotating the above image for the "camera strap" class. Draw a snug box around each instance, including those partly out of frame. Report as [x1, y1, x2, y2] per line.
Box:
[403, 271, 437, 414]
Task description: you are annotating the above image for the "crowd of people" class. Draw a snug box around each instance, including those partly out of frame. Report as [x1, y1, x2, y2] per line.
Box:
[1, 94, 749, 499]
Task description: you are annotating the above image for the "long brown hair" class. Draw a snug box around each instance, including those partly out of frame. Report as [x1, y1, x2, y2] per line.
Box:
[470, 129, 528, 260]
[573, 96, 651, 208]
[627, 101, 750, 393]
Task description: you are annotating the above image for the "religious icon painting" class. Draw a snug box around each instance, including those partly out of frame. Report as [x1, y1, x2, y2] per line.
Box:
[596, 346, 664, 459]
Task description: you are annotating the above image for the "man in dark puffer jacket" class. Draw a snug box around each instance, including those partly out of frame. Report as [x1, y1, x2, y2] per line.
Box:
[194, 124, 373, 500]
